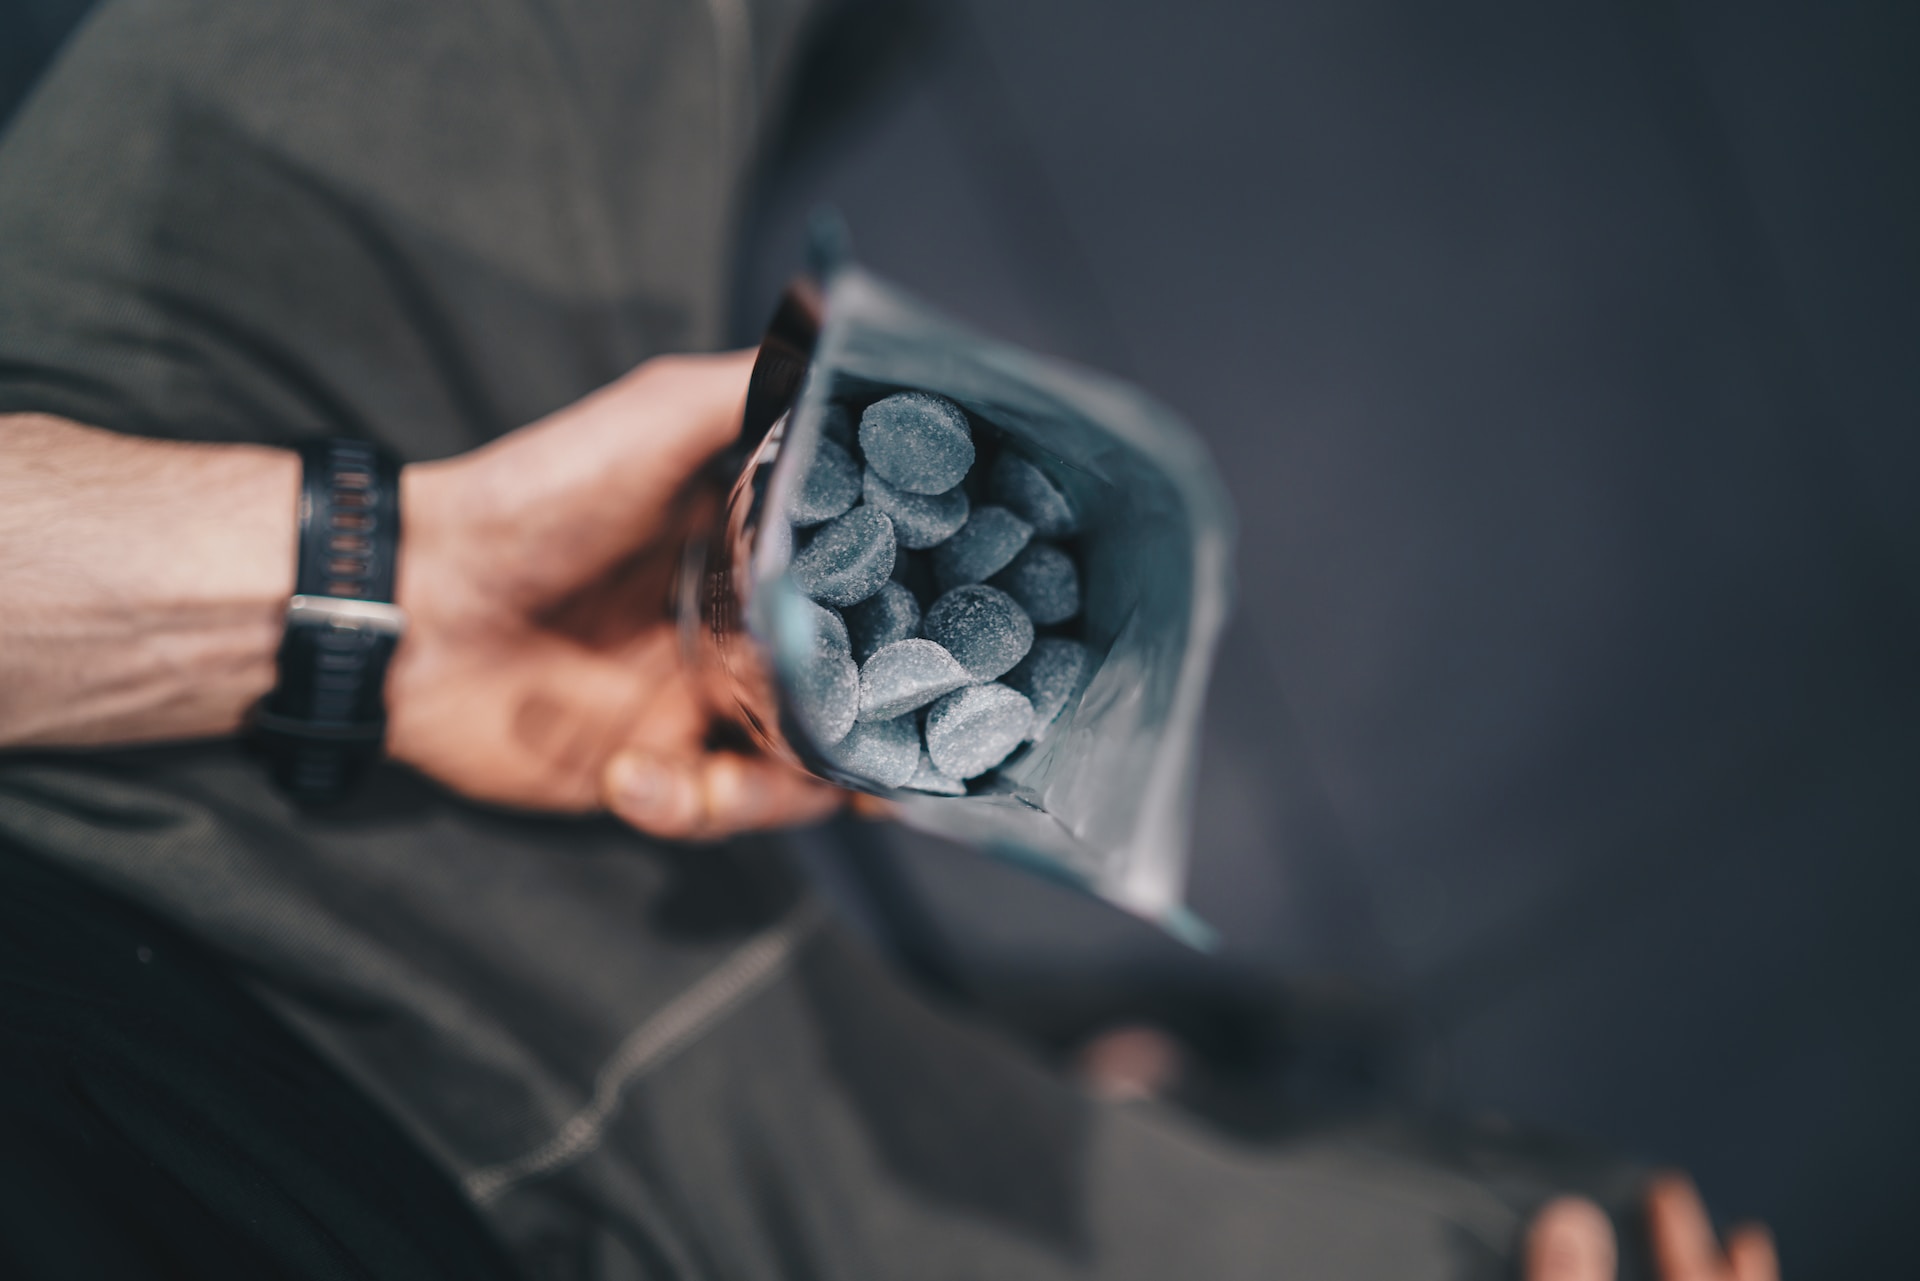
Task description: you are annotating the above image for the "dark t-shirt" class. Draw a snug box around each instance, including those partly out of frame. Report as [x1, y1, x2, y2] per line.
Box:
[0, 845, 520, 1280]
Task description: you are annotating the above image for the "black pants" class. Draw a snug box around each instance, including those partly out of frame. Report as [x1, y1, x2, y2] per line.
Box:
[0, 3, 1634, 1277]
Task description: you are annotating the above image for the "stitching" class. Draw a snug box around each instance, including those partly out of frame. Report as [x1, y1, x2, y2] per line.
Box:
[463, 904, 819, 1204]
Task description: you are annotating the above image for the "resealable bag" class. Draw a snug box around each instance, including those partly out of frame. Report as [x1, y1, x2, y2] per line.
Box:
[679, 260, 1233, 937]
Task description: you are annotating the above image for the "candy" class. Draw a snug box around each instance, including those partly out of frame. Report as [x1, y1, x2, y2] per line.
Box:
[843, 581, 921, 662]
[924, 683, 1034, 779]
[931, 506, 1032, 589]
[989, 541, 1080, 625]
[791, 646, 858, 747]
[801, 598, 850, 657]
[923, 584, 1034, 682]
[1004, 637, 1092, 740]
[787, 595, 859, 745]
[779, 386, 1095, 788]
[790, 507, 896, 607]
[790, 437, 862, 527]
[858, 638, 971, 721]
[989, 452, 1078, 537]
[859, 391, 974, 494]
[863, 468, 970, 549]
[904, 747, 967, 796]
[829, 714, 920, 788]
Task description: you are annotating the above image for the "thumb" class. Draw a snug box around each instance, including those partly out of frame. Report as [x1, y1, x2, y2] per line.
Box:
[581, 349, 758, 486]
[442, 350, 757, 594]
[603, 750, 843, 841]
[1526, 1198, 1617, 1281]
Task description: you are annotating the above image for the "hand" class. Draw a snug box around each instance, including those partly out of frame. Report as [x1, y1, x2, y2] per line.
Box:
[387, 351, 844, 839]
[1526, 1175, 1778, 1281]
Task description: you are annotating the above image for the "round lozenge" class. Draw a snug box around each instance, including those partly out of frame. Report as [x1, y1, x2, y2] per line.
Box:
[859, 391, 974, 495]
[923, 584, 1034, 683]
[925, 683, 1034, 779]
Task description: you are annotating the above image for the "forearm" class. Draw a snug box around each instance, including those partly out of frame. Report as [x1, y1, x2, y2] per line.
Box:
[0, 413, 299, 747]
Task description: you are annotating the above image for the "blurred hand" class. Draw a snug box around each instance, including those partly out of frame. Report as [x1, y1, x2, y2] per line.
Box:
[388, 351, 843, 839]
[1526, 1175, 1778, 1281]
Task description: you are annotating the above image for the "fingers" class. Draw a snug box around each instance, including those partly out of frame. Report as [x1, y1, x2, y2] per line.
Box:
[604, 749, 844, 841]
[1526, 1197, 1618, 1281]
[612, 349, 761, 476]
[1724, 1225, 1779, 1281]
[1647, 1174, 1728, 1281]
[564, 350, 758, 507]
[1526, 1181, 1777, 1281]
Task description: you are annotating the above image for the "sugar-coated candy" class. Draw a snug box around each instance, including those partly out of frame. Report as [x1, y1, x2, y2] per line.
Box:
[829, 714, 920, 788]
[923, 584, 1034, 682]
[789, 596, 858, 745]
[1004, 637, 1092, 740]
[931, 505, 1032, 589]
[925, 683, 1034, 779]
[904, 747, 967, 796]
[858, 638, 971, 721]
[801, 598, 850, 657]
[989, 452, 1079, 538]
[989, 541, 1080, 625]
[792, 646, 858, 747]
[790, 507, 896, 607]
[859, 392, 974, 495]
[790, 437, 862, 527]
[820, 401, 856, 448]
[863, 468, 970, 549]
[844, 581, 921, 662]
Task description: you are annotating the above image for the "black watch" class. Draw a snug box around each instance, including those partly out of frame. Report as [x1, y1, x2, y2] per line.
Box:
[252, 438, 407, 804]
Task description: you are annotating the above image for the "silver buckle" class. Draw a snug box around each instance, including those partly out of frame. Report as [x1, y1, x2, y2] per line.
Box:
[286, 594, 408, 637]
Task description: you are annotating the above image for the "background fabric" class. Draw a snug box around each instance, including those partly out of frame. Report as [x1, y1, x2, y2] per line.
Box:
[730, 4, 1920, 1274]
[0, 1, 1653, 1277]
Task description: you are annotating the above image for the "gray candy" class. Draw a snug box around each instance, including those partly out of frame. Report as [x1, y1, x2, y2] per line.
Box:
[790, 437, 862, 527]
[801, 598, 850, 657]
[904, 747, 967, 796]
[989, 452, 1078, 538]
[924, 584, 1034, 682]
[989, 541, 1080, 625]
[859, 391, 974, 495]
[925, 683, 1034, 779]
[791, 646, 858, 747]
[844, 580, 921, 662]
[1005, 637, 1092, 740]
[829, 714, 920, 788]
[790, 598, 859, 745]
[790, 507, 896, 607]
[863, 468, 970, 549]
[858, 638, 971, 722]
[931, 505, 1032, 589]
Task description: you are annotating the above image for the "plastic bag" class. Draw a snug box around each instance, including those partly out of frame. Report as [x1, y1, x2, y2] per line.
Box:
[680, 255, 1233, 941]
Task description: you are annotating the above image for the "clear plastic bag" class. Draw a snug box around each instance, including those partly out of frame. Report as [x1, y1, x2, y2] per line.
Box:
[680, 256, 1234, 941]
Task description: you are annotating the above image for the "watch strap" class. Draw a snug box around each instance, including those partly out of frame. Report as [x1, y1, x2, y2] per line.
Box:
[254, 438, 405, 804]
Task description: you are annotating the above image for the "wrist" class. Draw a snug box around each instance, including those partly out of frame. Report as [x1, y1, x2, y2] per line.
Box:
[196, 442, 303, 725]
[384, 458, 471, 770]
[137, 441, 301, 739]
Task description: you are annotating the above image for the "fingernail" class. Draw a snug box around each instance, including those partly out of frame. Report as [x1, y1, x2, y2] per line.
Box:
[611, 756, 670, 815]
[1529, 1199, 1615, 1281]
[710, 758, 766, 825]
